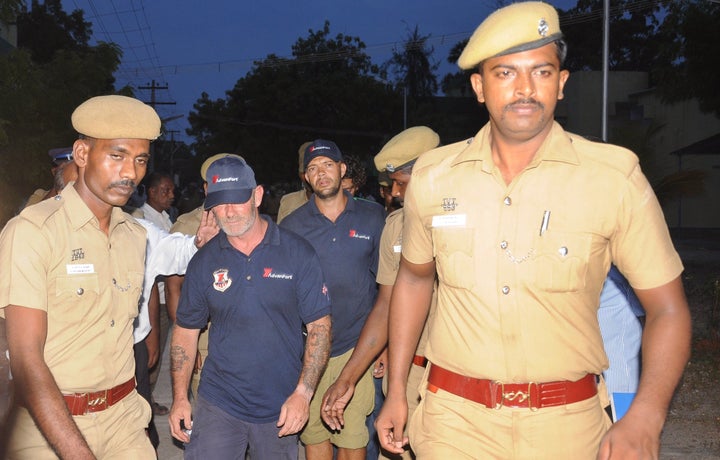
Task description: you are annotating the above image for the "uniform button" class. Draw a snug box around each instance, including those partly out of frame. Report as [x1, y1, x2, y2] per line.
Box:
[110, 319, 115, 327]
[502, 286, 510, 295]
[246, 275, 251, 280]
[54, 195, 62, 200]
[558, 246, 568, 257]
[500, 240, 508, 249]
[332, 237, 336, 242]
[503, 196, 512, 206]
[76, 288, 84, 295]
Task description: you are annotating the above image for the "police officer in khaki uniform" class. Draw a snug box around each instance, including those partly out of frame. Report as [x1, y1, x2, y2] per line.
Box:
[321, 127, 440, 460]
[376, 2, 691, 459]
[0, 95, 161, 459]
[276, 141, 313, 224]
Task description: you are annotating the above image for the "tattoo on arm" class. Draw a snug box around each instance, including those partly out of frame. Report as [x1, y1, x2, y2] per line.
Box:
[302, 318, 331, 392]
[170, 345, 191, 372]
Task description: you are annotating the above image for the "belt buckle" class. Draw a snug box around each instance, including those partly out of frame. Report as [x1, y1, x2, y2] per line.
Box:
[86, 391, 108, 412]
[498, 382, 540, 411]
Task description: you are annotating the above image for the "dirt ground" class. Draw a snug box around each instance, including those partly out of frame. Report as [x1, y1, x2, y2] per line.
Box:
[659, 235, 720, 459]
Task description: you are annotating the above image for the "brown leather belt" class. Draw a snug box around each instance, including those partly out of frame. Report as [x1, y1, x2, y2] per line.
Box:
[63, 377, 136, 416]
[427, 363, 596, 410]
[412, 355, 428, 367]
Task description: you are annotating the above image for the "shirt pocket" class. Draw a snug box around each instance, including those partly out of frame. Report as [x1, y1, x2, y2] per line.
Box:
[432, 227, 475, 289]
[533, 231, 591, 292]
[117, 271, 145, 319]
[53, 274, 101, 324]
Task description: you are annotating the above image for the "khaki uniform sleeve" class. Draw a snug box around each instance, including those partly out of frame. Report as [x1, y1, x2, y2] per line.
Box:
[401, 172, 434, 265]
[611, 164, 683, 289]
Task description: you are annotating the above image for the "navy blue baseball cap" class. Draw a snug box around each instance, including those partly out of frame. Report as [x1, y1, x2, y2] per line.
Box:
[304, 139, 343, 170]
[48, 147, 73, 166]
[204, 156, 257, 210]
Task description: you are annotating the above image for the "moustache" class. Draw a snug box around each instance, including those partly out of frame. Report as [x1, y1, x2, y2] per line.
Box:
[506, 99, 544, 110]
[108, 180, 137, 190]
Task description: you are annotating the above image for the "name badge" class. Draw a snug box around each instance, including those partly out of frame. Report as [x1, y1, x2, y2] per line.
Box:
[431, 214, 466, 228]
[66, 264, 94, 275]
[393, 244, 402, 253]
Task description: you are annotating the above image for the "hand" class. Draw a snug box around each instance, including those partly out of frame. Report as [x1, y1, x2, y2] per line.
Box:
[373, 349, 388, 379]
[597, 412, 661, 459]
[375, 393, 409, 455]
[277, 390, 310, 437]
[168, 398, 193, 444]
[145, 328, 160, 369]
[321, 378, 355, 430]
[194, 211, 219, 248]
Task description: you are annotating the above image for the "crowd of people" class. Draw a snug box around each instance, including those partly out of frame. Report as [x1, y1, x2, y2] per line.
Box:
[0, 2, 690, 460]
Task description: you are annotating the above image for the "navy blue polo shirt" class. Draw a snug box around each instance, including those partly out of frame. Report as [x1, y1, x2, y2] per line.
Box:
[281, 191, 385, 357]
[176, 216, 331, 423]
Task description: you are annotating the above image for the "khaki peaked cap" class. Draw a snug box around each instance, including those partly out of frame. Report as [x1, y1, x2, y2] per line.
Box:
[374, 126, 440, 173]
[458, 1, 562, 70]
[71, 95, 161, 140]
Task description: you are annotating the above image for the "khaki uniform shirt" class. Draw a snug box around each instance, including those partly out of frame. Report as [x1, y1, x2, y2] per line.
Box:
[0, 184, 147, 392]
[276, 189, 309, 223]
[402, 122, 683, 383]
[170, 206, 204, 236]
[377, 208, 435, 357]
[24, 188, 48, 208]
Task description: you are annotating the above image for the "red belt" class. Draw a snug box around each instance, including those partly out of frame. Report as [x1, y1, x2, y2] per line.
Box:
[412, 355, 428, 367]
[63, 377, 136, 416]
[427, 364, 596, 410]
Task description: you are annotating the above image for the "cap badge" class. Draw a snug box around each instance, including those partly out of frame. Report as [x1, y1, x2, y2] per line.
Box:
[538, 18, 549, 37]
[386, 163, 396, 173]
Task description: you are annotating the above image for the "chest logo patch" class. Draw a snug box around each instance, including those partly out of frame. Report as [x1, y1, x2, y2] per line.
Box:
[263, 268, 294, 280]
[213, 269, 232, 292]
[348, 229, 371, 240]
[441, 198, 458, 211]
[71, 248, 85, 261]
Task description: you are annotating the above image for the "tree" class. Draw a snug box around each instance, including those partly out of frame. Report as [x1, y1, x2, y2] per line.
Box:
[560, 0, 666, 73]
[653, 1, 720, 117]
[0, 0, 23, 24]
[16, 0, 91, 63]
[0, 2, 122, 226]
[440, 39, 472, 97]
[187, 21, 402, 187]
[382, 25, 438, 98]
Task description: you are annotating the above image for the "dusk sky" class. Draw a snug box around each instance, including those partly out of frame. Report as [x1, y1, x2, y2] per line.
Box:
[61, 0, 579, 144]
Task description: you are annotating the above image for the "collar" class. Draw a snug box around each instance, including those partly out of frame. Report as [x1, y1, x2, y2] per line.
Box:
[308, 189, 355, 216]
[62, 183, 131, 232]
[451, 121, 580, 172]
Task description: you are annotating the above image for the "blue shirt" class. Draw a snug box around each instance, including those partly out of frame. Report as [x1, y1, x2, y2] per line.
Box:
[176, 216, 331, 423]
[281, 192, 385, 356]
[598, 266, 644, 393]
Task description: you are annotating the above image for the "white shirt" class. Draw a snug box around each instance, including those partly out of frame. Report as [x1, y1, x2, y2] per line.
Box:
[133, 218, 197, 343]
[138, 203, 172, 232]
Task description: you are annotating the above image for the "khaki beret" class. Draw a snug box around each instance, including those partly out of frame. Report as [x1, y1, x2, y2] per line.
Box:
[71, 95, 161, 140]
[458, 1, 562, 70]
[374, 126, 440, 173]
[200, 153, 244, 182]
[297, 141, 313, 173]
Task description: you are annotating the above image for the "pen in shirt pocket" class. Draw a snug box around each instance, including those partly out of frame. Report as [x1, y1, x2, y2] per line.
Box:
[539, 210, 551, 236]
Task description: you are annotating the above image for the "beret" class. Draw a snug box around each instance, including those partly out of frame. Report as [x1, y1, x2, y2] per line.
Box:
[71, 95, 161, 140]
[374, 126, 440, 173]
[200, 153, 244, 182]
[458, 1, 562, 70]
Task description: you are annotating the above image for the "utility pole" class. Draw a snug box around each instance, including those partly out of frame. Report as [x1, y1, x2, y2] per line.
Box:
[138, 80, 176, 109]
[137, 80, 176, 173]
